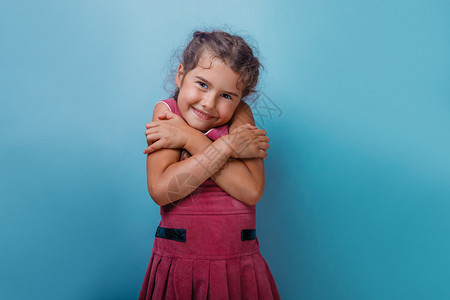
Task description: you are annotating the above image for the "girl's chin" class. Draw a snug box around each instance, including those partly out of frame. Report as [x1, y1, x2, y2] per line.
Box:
[186, 119, 210, 132]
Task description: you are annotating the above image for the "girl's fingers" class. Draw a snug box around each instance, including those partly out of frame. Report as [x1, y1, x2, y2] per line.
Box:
[255, 129, 267, 135]
[144, 140, 164, 154]
[254, 149, 267, 159]
[167, 111, 176, 118]
[158, 112, 169, 119]
[145, 126, 165, 136]
[246, 127, 266, 136]
[255, 141, 269, 151]
[239, 124, 256, 130]
[158, 111, 177, 120]
[258, 136, 269, 142]
[262, 150, 268, 159]
[146, 121, 159, 128]
[255, 137, 269, 151]
[143, 146, 152, 154]
[153, 141, 164, 150]
[143, 145, 158, 154]
[142, 142, 159, 154]
[146, 132, 162, 145]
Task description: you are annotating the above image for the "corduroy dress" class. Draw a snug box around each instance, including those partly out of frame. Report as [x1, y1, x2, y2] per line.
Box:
[138, 98, 280, 300]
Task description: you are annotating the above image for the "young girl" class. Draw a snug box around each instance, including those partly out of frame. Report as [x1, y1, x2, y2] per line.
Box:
[139, 30, 280, 300]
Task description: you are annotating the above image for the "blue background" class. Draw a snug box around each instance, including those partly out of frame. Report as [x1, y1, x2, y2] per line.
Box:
[1, 0, 449, 299]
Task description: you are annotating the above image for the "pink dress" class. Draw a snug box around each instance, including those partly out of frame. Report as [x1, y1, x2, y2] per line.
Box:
[138, 98, 280, 300]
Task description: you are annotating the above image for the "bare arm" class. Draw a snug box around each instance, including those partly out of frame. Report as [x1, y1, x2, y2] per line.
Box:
[147, 102, 239, 206]
[182, 101, 267, 205]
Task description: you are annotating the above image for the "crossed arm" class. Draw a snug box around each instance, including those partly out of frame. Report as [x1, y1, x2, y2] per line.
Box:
[144, 101, 269, 206]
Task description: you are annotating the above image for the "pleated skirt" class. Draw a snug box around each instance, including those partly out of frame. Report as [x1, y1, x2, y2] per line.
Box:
[138, 213, 280, 300]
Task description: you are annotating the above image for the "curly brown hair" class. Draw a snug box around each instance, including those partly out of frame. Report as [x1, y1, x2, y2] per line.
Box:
[169, 30, 263, 104]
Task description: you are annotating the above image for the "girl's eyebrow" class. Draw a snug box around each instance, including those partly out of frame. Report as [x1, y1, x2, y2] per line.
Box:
[195, 76, 239, 97]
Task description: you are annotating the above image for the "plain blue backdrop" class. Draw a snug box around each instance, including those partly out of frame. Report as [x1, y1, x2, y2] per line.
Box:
[1, 0, 449, 299]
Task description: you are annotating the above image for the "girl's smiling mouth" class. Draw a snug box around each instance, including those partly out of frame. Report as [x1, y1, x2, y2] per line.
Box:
[192, 107, 215, 120]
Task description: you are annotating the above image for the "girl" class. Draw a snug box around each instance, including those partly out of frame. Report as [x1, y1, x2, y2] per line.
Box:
[139, 30, 280, 300]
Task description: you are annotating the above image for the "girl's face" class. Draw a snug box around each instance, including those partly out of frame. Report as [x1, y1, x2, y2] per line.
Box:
[175, 53, 242, 132]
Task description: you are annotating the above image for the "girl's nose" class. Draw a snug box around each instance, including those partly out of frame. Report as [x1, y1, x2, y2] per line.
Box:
[201, 93, 216, 110]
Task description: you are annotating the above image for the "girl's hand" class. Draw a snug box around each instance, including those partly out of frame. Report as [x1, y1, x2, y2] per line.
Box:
[143, 111, 191, 154]
[224, 124, 269, 159]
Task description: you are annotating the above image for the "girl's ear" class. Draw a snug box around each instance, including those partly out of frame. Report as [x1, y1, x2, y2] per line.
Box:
[175, 63, 184, 89]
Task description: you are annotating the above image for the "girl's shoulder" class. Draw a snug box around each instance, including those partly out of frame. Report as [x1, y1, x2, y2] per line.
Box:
[154, 98, 182, 117]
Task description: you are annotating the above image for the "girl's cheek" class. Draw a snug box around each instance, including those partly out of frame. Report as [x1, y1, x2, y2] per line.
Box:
[185, 88, 202, 99]
[190, 89, 203, 101]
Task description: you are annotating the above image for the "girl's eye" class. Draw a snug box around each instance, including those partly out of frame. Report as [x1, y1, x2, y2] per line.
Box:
[222, 94, 232, 100]
[198, 82, 207, 88]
